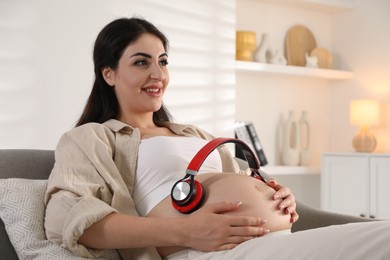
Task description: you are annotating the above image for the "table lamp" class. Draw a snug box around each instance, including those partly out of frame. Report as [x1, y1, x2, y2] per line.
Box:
[349, 99, 380, 153]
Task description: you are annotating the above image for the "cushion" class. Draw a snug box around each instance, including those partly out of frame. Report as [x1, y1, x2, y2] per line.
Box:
[0, 178, 120, 259]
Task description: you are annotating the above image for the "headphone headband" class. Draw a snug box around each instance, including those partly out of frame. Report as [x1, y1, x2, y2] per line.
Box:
[186, 137, 260, 176]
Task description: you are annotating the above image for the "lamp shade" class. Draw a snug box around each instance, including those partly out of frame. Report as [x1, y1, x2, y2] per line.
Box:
[349, 99, 380, 127]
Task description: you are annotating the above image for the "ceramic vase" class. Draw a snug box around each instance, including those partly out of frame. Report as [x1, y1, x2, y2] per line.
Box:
[254, 33, 272, 63]
[282, 111, 300, 166]
[299, 111, 311, 165]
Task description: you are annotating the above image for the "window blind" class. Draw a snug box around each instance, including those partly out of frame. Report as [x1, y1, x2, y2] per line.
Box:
[0, 0, 236, 148]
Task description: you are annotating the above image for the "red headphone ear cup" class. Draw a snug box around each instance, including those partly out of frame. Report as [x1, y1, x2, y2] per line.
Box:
[172, 180, 205, 214]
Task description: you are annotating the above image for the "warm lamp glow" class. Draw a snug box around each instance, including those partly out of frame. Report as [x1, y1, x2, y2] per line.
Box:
[350, 99, 380, 127]
[349, 99, 380, 153]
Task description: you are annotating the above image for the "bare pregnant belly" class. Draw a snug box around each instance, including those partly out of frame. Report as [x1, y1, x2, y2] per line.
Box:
[147, 173, 292, 258]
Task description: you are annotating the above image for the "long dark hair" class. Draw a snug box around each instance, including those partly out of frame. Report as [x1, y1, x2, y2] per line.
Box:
[76, 17, 173, 127]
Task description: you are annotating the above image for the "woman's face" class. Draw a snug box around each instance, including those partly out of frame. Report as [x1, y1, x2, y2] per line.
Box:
[105, 33, 169, 119]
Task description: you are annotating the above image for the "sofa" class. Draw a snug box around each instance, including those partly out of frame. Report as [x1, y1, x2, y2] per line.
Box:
[0, 149, 372, 259]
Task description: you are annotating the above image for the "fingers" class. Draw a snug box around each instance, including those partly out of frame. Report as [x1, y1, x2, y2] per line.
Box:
[276, 194, 294, 210]
[282, 200, 298, 222]
[275, 194, 297, 218]
[266, 179, 278, 189]
[199, 201, 270, 233]
[283, 201, 296, 213]
[229, 225, 270, 237]
[290, 211, 299, 223]
[224, 214, 269, 240]
[272, 186, 292, 200]
[227, 214, 267, 227]
[267, 182, 299, 221]
[272, 186, 295, 211]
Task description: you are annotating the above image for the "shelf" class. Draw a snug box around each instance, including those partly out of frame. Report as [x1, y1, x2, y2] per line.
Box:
[262, 165, 320, 175]
[254, 0, 354, 13]
[236, 61, 354, 80]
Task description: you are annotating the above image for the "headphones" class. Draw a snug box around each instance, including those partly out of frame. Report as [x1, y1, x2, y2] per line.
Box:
[171, 137, 271, 214]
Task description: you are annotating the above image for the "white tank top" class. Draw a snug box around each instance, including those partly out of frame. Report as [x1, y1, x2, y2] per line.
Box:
[133, 136, 222, 216]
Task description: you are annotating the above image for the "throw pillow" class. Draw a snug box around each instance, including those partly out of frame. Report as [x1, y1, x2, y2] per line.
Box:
[0, 178, 120, 260]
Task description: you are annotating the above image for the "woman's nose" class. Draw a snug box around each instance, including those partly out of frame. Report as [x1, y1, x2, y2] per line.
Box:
[150, 64, 165, 80]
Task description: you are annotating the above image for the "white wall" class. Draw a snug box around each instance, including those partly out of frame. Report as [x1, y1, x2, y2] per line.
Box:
[0, 0, 236, 149]
[236, 0, 334, 167]
[330, 0, 390, 153]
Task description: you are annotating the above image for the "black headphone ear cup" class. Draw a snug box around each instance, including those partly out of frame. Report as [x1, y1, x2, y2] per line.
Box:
[171, 179, 205, 214]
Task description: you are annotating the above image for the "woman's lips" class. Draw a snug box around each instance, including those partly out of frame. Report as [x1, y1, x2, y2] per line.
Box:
[143, 87, 162, 96]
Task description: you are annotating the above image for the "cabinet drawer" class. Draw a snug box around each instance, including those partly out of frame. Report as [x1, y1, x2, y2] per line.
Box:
[322, 155, 369, 216]
[370, 157, 390, 218]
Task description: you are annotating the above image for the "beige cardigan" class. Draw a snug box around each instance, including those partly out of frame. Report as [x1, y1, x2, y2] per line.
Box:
[44, 119, 240, 260]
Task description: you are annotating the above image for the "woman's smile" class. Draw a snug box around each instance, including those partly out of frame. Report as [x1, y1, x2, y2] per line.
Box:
[142, 86, 163, 97]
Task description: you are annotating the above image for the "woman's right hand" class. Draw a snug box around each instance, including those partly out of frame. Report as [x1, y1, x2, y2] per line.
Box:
[183, 201, 269, 252]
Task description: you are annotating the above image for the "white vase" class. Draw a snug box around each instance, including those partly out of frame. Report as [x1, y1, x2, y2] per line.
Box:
[299, 111, 311, 166]
[254, 33, 272, 63]
[282, 111, 300, 166]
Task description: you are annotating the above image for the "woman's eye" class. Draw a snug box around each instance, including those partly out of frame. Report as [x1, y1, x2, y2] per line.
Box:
[134, 60, 148, 66]
[160, 59, 169, 66]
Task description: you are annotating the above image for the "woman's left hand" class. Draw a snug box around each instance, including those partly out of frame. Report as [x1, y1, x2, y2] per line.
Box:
[266, 179, 299, 223]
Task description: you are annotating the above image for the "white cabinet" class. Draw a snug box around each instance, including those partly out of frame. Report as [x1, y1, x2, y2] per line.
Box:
[321, 153, 390, 219]
[369, 157, 390, 219]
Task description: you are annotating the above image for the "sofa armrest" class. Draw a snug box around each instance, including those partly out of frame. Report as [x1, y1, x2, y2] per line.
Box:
[0, 149, 55, 260]
[0, 221, 18, 260]
[292, 201, 374, 232]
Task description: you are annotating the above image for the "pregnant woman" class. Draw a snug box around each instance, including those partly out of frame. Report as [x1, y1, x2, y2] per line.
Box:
[44, 17, 297, 260]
